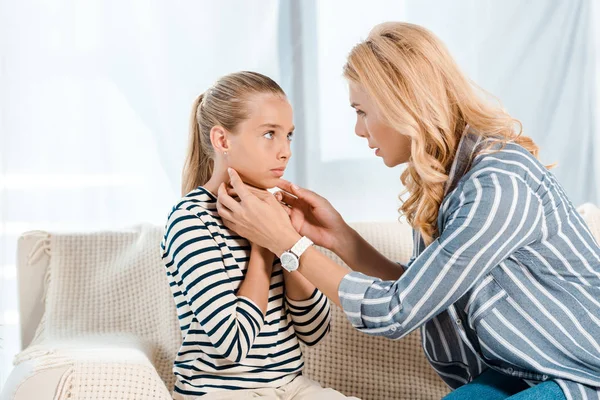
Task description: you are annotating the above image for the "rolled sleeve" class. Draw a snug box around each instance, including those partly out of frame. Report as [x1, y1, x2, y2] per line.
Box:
[338, 272, 381, 328]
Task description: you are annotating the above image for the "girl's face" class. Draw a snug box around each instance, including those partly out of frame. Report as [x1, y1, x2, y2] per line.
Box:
[227, 93, 294, 189]
[348, 82, 411, 167]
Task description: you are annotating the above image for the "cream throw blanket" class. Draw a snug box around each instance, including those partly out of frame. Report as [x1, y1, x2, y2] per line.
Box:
[14, 224, 180, 399]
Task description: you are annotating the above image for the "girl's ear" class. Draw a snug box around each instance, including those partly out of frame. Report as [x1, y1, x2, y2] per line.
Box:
[210, 126, 230, 154]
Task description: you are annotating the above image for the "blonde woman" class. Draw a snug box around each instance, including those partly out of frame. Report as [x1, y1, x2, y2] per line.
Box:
[216, 23, 600, 399]
[161, 71, 359, 399]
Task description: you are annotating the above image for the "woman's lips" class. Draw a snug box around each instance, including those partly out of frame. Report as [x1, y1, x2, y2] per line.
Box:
[369, 145, 381, 156]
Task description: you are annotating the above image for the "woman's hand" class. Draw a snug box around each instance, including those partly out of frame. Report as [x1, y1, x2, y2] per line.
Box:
[217, 168, 301, 257]
[274, 180, 351, 252]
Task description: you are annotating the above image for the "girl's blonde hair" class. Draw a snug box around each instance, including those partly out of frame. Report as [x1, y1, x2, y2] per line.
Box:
[344, 22, 545, 244]
[182, 71, 285, 195]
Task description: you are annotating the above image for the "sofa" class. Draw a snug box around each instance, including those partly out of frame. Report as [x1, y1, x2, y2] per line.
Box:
[2, 203, 599, 400]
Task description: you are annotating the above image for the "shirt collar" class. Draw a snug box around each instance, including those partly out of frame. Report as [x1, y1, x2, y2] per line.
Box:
[443, 124, 484, 197]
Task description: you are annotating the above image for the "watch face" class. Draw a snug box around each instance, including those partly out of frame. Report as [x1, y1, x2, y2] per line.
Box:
[281, 252, 299, 271]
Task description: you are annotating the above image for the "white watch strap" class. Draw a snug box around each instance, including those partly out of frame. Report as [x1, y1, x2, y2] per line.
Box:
[290, 236, 313, 258]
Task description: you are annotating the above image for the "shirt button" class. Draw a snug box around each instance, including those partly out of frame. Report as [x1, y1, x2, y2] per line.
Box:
[456, 319, 462, 325]
[390, 326, 397, 332]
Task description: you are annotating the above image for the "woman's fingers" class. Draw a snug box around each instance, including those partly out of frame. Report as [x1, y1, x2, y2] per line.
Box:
[275, 190, 301, 208]
[227, 168, 252, 200]
[217, 182, 243, 214]
[216, 198, 239, 231]
[279, 201, 292, 216]
[225, 181, 271, 201]
[276, 179, 321, 205]
[217, 203, 232, 221]
[225, 186, 241, 202]
[221, 216, 238, 232]
[276, 179, 298, 196]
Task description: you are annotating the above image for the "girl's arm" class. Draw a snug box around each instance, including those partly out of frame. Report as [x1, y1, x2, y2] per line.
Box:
[163, 207, 272, 363]
[282, 270, 331, 346]
[238, 244, 273, 314]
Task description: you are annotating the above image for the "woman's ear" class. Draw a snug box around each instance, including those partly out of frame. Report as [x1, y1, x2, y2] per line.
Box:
[210, 126, 230, 154]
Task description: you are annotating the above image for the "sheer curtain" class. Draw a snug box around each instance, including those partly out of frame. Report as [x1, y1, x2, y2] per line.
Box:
[1, 0, 598, 390]
[0, 0, 284, 387]
[295, 0, 598, 223]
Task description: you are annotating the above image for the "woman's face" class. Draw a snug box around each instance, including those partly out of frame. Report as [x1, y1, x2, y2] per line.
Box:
[348, 82, 411, 167]
[227, 93, 294, 189]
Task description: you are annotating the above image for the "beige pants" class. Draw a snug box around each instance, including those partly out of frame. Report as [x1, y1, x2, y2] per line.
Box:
[186, 376, 361, 400]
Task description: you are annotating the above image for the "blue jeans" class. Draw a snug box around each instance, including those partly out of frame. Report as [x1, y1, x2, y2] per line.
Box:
[442, 368, 566, 400]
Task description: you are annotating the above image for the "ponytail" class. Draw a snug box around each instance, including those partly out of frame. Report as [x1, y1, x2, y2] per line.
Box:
[181, 93, 214, 195]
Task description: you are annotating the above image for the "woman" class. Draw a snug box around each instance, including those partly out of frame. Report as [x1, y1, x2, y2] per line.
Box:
[216, 23, 600, 399]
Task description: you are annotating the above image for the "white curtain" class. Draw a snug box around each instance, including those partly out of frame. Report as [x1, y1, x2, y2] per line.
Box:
[1, 0, 598, 389]
[296, 0, 598, 223]
[0, 0, 284, 387]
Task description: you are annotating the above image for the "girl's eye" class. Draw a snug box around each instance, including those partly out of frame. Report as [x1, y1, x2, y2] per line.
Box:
[356, 110, 366, 117]
[287, 132, 294, 141]
[263, 131, 275, 139]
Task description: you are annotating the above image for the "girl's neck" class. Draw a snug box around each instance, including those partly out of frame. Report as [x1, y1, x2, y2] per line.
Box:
[203, 166, 229, 197]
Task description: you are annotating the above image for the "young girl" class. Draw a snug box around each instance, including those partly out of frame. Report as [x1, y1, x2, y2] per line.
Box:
[216, 24, 600, 400]
[161, 72, 357, 399]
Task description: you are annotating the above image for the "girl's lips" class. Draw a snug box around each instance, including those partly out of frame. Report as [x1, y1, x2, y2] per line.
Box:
[271, 169, 285, 177]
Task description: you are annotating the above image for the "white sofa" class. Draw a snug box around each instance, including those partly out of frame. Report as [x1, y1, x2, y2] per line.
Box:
[2, 204, 599, 400]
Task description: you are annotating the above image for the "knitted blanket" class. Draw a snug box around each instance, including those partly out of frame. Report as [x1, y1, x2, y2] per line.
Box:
[14, 224, 181, 399]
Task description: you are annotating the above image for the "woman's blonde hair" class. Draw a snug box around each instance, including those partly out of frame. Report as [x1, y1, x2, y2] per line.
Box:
[182, 71, 285, 195]
[344, 22, 545, 244]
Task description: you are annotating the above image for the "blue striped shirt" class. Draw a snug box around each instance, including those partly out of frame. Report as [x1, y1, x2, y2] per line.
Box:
[338, 130, 600, 400]
[161, 187, 331, 397]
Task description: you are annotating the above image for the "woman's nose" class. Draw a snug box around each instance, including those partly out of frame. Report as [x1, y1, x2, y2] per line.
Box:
[355, 121, 368, 138]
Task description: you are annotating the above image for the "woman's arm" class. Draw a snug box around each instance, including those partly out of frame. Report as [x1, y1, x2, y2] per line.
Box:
[274, 179, 405, 280]
[336, 172, 543, 338]
[333, 226, 405, 280]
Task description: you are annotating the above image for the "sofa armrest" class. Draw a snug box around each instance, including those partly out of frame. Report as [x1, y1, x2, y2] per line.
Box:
[2, 337, 173, 400]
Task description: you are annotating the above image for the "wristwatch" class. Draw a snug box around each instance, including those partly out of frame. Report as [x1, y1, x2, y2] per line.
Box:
[280, 236, 314, 272]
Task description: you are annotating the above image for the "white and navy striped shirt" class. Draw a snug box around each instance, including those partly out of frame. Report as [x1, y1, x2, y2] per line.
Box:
[161, 187, 330, 398]
[338, 130, 600, 399]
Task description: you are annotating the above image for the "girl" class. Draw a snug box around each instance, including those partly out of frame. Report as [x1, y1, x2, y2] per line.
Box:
[161, 71, 358, 399]
[216, 24, 600, 400]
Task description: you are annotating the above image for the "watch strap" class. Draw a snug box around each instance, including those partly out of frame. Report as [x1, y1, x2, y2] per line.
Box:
[290, 236, 314, 258]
